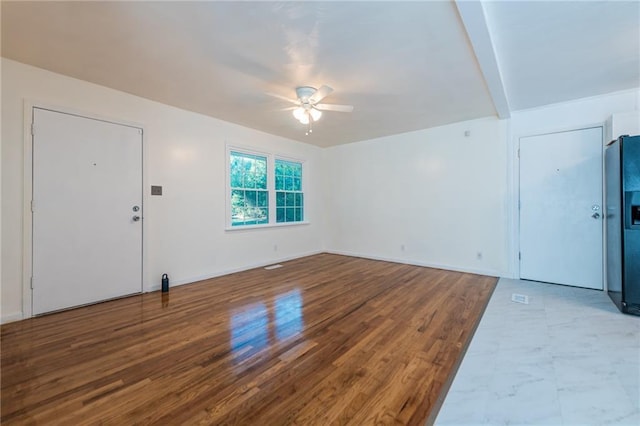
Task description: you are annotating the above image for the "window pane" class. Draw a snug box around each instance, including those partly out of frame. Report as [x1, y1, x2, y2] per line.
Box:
[245, 190, 257, 207]
[230, 151, 268, 227]
[244, 158, 260, 188]
[231, 189, 244, 203]
[286, 192, 295, 206]
[275, 161, 284, 176]
[231, 190, 245, 221]
[276, 191, 285, 207]
[286, 208, 295, 222]
[230, 170, 242, 188]
[243, 158, 255, 188]
[230, 154, 243, 188]
[285, 177, 293, 191]
[275, 175, 284, 191]
[256, 207, 268, 223]
[293, 164, 301, 177]
[295, 193, 303, 207]
[293, 177, 301, 191]
[276, 207, 285, 223]
[231, 152, 267, 190]
[244, 206, 265, 223]
[257, 191, 268, 207]
[295, 207, 302, 222]
[231, 189, 245, 226]
[255, 159, 267, 189]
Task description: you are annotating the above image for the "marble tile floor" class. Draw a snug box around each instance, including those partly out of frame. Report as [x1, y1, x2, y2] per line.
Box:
[435, 278, 640, 426]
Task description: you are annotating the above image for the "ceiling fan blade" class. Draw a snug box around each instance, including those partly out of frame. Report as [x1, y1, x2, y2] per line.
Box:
[315, 103, 354, 113]
[280, 106, 298, 111]
[309, 85, 333, 104]
[265, 92, 299, 105]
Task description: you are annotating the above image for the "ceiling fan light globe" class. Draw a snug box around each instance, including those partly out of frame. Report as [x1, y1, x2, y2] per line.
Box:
[309, 108, 322, 122]
[292, 107, 306, 121]
[299, 114, 310, 125]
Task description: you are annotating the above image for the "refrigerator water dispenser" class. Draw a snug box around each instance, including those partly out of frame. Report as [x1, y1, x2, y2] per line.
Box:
[633, 205, 640, 226]
[626, 191, 640, 229]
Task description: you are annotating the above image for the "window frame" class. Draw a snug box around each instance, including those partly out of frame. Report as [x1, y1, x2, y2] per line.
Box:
[225, 145, 308, 230]
[228, 149, 269, 227]
[274, 157, 304, 224]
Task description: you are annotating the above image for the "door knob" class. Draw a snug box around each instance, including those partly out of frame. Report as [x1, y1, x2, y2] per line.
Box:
[132, 215, 141, 222]
[592, 212, 600, 219]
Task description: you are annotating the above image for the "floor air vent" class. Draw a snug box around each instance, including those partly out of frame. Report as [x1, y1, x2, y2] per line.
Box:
[511, 293, 529, 304]
[264, 264, 283, 270]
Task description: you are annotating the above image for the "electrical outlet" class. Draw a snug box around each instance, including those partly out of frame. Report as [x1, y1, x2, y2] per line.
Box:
[476, 251, 483, 260]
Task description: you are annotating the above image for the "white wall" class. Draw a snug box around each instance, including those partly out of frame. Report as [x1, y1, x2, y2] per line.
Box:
[1, 58, 324, 322]
[0, 53, 3, 322]
[3, 58, 638, 323]
[610, 111, 640, 139]
[322, 89, 639, 280]
[511, 89, 639, 141]
[507, 88, 640, 279]
[324, 117, 509, 277]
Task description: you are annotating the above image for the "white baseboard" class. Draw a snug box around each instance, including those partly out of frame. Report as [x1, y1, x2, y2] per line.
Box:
[143, 250, 324, 293]
[325, 249, 503, 278]
[3, 250, 497, 323]
[1, 311, 24, 324]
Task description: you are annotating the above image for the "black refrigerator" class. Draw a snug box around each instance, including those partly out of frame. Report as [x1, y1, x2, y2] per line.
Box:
[606, 135, 640, 315]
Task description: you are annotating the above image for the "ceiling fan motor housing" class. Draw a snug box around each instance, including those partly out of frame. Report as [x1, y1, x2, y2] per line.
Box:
[296, 86, 317, 102]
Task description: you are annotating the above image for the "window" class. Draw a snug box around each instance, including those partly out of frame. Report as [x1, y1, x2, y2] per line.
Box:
[228, 149, 305, 228]
[230, 151, 268, 226]
[275, 159, 303, 223]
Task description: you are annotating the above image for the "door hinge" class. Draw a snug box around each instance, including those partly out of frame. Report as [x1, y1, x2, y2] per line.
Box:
[30, 277, 34, 289]
[31, 200, 34, 212]
[519, 252, 522, 260]
[31, 123, 35, 136]
[517, 148, 520, 158]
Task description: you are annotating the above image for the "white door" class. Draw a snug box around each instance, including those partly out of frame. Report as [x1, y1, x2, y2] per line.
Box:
[519, 127, 603, 289]
[32, 108, 143, 315]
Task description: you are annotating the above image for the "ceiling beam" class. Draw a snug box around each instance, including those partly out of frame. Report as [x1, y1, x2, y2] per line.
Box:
[455, 0, 510, 119]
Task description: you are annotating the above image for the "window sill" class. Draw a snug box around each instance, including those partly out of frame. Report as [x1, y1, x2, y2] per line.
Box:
[225, 221, 310, 232]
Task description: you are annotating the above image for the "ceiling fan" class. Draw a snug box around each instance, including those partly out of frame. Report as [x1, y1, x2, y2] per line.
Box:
[269, 85, 354, 135]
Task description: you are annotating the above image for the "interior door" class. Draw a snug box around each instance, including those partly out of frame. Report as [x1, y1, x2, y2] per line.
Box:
[32, 108, 143, 315]
[519, 127, 603, 289]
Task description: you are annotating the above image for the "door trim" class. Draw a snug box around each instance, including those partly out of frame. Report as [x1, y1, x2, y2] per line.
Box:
[509, 123, 606, 289]
[22, 100, 146, 318]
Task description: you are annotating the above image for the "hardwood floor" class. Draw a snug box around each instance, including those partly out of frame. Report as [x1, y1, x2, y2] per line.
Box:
[1, 254, 497, 425]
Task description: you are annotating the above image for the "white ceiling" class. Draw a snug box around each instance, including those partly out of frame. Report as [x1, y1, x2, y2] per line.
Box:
[2, 1, 639, 147]
[484, 0, 640, 111]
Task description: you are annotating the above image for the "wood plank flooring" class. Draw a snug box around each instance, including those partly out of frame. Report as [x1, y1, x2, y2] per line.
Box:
[1, 254, 497, 425]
